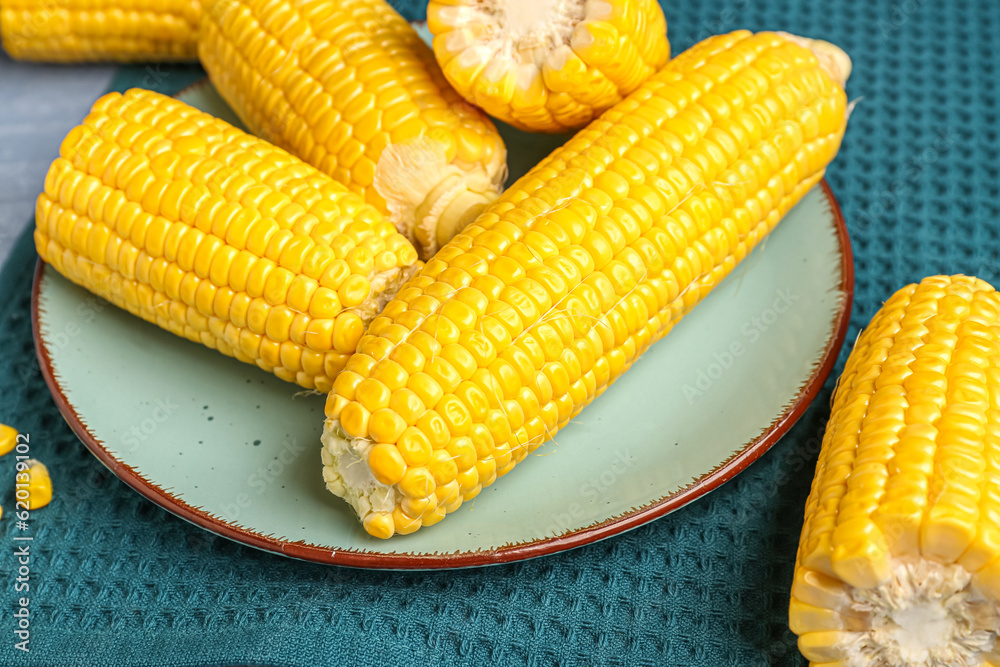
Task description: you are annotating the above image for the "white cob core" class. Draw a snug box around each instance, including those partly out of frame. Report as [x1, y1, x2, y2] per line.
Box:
[845, 558, 998, 667]
[374, 136, 501, 260]
[355, 265, 420, 323]
[491, 0, 586, 57]
[443, 0, 591, 66]
[321, 421, 401, 521]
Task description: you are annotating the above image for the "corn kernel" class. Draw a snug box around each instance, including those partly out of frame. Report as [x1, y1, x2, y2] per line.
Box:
[368, 443, 406, 484]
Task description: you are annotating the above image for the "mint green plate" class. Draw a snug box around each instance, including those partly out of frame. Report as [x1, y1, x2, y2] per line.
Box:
[32, 79, 853, 569]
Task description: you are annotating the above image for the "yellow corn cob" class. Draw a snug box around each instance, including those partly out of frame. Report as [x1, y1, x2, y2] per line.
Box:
[0, 0, 201, 62]
[198, 0, 508, 261]
[427, 0, 670, 133]
[35, 88, 421, 393]
[791, 275, 1000, 667]
[319, 30, 851, 538]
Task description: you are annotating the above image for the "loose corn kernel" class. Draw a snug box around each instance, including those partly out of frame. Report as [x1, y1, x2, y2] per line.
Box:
[20, 459, 53, 510]
[0, 424, 16, 456]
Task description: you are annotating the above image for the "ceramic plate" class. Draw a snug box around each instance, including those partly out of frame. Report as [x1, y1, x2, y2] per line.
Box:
[32, 77, 854, 569]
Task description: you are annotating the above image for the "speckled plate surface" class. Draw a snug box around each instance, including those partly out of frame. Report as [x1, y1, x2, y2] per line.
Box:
[32, 77, 853, 569]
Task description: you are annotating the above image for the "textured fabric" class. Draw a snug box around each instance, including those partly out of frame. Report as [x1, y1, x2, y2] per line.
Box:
[3, 1, 999, 665]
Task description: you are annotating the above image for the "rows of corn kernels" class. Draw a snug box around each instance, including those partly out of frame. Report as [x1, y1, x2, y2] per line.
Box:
[4, 1, 996, 664]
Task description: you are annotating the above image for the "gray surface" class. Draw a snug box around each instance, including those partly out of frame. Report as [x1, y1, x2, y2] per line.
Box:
[0, 53, 115, 266]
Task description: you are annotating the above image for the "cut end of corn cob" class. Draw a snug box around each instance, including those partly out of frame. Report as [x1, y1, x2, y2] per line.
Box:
[373, 136, 502, 262]
[824, 557, 997, 666]
[321, 420, 405, 538]
[198, 0, 507, 261]
[35, 88, 422, 393]
[427, 0, 670, 132]
[321, 30, 850, 538]
[0, 0, 202, 62]
[791, 275, 1000, 667]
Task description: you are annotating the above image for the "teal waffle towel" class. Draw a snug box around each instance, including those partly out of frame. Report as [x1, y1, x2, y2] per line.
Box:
[4, 1, 1000, 665]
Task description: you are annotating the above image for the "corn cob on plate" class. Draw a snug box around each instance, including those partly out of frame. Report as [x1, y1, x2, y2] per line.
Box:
[33, 40, 853, 565]
[199, 0, 508, 261]
[321, 28, 852, 538]
[33, 87, 422, 394]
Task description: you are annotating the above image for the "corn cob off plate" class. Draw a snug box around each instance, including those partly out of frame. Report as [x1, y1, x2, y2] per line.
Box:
[32, 35, 854, 570]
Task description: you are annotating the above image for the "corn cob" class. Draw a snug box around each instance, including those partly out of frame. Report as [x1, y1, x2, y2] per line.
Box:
[35, 88, 421, 393]
[791, 275, 1000, 667]
[427, 0, 669, 133]
[319, 30, 851, 538]
[0, 0, 201, 62]
[198, 0, 508, 261]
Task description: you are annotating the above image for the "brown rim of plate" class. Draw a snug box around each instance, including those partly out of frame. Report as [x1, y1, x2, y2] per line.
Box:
[30, 180, 854, 570]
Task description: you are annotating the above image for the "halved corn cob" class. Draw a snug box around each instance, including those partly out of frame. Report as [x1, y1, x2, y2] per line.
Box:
[198, 0, 507, 260]
[35, 88, 420, 393]
[427, 0, 669, 133]
[0, 0, 201, 62]
[320, 30, 852, 538]
[791, 275, 1000, 667]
